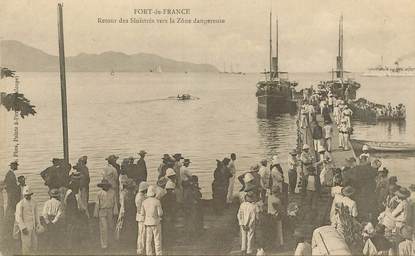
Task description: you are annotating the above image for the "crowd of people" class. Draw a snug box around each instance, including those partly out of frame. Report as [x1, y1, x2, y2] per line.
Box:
[351, 98, 406, 121]
[1, 151, 210, 255]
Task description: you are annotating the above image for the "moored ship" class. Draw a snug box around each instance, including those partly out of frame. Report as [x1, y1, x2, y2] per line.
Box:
[362, 59, 415, 77]
[256, 14, 298, 117]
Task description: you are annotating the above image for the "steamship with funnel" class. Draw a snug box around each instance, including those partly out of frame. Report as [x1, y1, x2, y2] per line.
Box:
[362, 57, 415, 77]
[256, 13, 298, 116]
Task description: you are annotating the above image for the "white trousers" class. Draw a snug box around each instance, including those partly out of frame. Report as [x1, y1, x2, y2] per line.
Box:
[341, 133, 350, 150]
[137, 221, 145, 255]
[240, 226, 255, 254]
[99, 209, 114, 249]
[146, 224, 162, 255]
[21, 228, 38, 255]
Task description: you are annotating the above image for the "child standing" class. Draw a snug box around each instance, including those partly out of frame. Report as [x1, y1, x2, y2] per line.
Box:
[94, 178, 118, 250]
[237, 192, 258, 255]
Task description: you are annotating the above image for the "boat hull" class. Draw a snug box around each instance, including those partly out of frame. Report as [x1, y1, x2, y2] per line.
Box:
[351, 139, 415, 153]
[257, 94, 297, 117]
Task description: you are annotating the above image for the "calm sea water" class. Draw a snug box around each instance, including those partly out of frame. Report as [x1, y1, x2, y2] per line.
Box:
[0, 72, 414, 204]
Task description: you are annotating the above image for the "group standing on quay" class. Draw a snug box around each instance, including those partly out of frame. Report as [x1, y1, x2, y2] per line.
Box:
[1, 85, 415, 256]
[1, 150, 209, 255]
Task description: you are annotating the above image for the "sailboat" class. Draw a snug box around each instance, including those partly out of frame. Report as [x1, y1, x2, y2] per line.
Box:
[255, 14, 298, 116]
[321, 15, 360, 100]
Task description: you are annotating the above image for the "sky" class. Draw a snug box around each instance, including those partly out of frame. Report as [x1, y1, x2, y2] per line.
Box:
[1, 0, 414, 72]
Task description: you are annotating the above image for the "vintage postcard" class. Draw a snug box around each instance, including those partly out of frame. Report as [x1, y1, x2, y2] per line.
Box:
[0, 0, 414, 255]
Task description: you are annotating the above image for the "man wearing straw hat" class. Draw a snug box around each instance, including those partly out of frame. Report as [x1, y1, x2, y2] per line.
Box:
[15, 186, 40, 255]
[140, 185, 163, 256]
[94, 178, 118, 250]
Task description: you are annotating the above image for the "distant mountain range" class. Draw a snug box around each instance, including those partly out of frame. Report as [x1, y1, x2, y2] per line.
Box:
[1, 40, 219, 73]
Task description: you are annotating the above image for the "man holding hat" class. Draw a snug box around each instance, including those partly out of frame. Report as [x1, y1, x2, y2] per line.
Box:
[4, 160, 20, 240]
[140, 185, 163, 256]
[15, 186, 40, 254]
[94, 178, 118, 249]
[103, 155, 120, 203]
[136, 181, 148, 255]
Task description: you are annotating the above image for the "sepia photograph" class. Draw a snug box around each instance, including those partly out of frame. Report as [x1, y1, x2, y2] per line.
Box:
[0, 0, 415, 255]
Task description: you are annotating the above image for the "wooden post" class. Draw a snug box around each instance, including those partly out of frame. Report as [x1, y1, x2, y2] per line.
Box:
[57, 3, 69, 165]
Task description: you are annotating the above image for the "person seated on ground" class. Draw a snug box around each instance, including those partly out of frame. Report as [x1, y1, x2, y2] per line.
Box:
[359, 145, 371, 164]
[398, 225, 414, 256]
[341, 186, 358, 218]
[293, 228, 311, 256]
[363, 224, 392, 256]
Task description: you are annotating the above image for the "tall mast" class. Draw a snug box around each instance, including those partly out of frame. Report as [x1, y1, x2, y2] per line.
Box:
[275, 17, 279, 79]
[269, 11, 272, 81]
[57, 3, 69, 165]
[336, 14, 344, 79]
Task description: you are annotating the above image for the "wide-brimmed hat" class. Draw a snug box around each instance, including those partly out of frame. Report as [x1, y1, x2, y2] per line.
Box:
[10, 161, 18, 166]
[97, 178, 112, 188]
[138, 181, 149, 192]
[23, 186, 33, 196]
[289, 149, 298, 156]
[183, 159, 191, 163]
[138, 150, 147, 156]
[162, 154, 171, 160]
[302, 144, 310, 150]
[173, 153, 184, 159]
[342, 186, 355, 197]
[395, 187, 411, 199]
[105, 155, 119, 161]
[78, 155, 87, 163]
[166, 168, 176, 177]
[146, 185, 156, 197]
[399, 225, 413, 240]
[49, 188, 60, 197]
[244, 173, 255, 183]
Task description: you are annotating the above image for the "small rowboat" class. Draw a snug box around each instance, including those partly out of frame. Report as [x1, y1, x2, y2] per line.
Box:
[352, 139, 415, 153]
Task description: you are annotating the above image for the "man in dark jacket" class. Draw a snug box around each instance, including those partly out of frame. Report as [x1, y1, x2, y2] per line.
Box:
[312, 122, 323, 160]
[4, 161, 20, 243]
[136, 150, 148, 186]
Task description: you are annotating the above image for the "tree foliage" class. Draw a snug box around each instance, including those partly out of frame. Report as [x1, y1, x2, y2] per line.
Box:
[0, 67, 37, 118]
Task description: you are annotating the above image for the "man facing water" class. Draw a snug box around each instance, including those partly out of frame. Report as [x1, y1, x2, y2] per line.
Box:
[227, 153, 237, 204]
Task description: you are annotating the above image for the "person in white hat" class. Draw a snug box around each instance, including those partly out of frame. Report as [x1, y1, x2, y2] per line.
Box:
[15, 186, 40, 254]
[359, 145, 371, 164]
[237, 191, 258, 255]
[41, 188, 63, 252]
[140, 185, 163, 256]
[135, 181, 148, 255]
